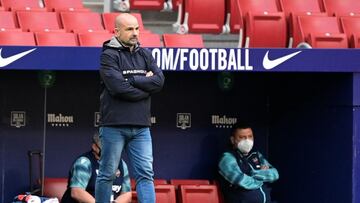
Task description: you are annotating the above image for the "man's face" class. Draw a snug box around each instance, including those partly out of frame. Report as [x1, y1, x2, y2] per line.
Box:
[115, 17, 139, 47]
[231, 128, 254, 147]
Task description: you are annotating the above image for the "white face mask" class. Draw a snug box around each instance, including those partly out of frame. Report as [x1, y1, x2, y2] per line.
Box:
[237, 139, 254, 154]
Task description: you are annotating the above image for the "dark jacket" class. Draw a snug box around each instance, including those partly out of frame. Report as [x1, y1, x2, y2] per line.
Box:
[99, 37, 165, 126]
[218, 149, 279, 203]
[61, 151, 125, 203]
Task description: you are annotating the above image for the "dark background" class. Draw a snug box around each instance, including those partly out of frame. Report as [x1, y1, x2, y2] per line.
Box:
[0, 71, 353, 203]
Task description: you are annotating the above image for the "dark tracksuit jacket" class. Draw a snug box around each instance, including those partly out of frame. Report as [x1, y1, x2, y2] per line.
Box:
[218, 149, 279, 203]
[61, 151, 126, 203]
[99, 37, 165, 127]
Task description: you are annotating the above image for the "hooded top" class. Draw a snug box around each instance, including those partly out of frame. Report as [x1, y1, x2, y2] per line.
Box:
[99, 37, 165, 127]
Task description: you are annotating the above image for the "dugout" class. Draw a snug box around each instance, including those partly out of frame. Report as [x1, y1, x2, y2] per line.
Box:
[0, 47, 359, 203]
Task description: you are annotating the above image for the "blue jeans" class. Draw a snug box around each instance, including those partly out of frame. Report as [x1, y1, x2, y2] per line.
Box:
[95, 126, 155, 203]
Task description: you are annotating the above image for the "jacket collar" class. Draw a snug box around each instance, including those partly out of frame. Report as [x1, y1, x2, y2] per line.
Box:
[103, 36, 140, 52]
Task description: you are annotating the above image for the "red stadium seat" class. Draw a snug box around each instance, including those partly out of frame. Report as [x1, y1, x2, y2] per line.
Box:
[131, 184, 175, 203]
[228, 0, 243, 34]
[130, 179, 168, 190]
[155, 185, 176, 203]
[78, 32, 113, 47]
[43, 178, 67, 201]
[43, 0, 85, 11]
[130, 0, 165, 10]
[237, 0, 286, 47]
[35, 32, 78, 46]
[290, 12, 327, 47]
[0, 28, 22, 32]
[102, 12, 151, 33]
[179, 185, 220, 203]
[323, 0, 360, 16]
[177, 0, 225, 34]
[0, 11, 17, 29]
[53, 7, 90, 13]
[170, 179, 210, 187]
[60, 12, 105, 33]
[280, 0, 325, 18]
[1, 0, 45, 11]
[0, 31, 35, 45]
[139, 33, 162, 47]
[280, 0, 326, 47]
[308, 33, 348, 48]
[340, 16, 360, 47]
[17, 11, 62, 32]
[154, 179, 168, 185]
[298, 16, 348, 48]
[238, 0, 281, 14]
[245, 12, 287, 47]
[162, 34, 204, 48]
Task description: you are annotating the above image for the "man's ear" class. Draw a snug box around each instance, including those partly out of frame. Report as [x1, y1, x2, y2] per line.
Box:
[91, 143, 97, 151]
[230, 136, 235, 145]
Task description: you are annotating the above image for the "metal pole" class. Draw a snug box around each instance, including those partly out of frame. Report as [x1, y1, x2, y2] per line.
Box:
[41, 87, 47, 195]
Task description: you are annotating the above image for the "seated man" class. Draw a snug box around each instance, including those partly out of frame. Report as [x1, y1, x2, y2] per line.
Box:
[61, 132, 131, 203]
[218, 123, 279, 203]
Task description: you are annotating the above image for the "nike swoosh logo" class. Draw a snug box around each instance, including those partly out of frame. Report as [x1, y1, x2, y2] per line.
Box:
[263, 50, 301, 70]
[0, 48, 36, 68]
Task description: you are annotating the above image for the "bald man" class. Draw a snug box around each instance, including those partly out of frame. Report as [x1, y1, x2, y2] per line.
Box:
[96, 13, 165, 203]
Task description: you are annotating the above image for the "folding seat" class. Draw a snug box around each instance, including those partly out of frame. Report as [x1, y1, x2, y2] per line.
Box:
[129, 0, 165, 10]
[35, 32, 78, 46]
[43, 178, 68, 201]
[225, 0, 243, 34]
[280, 0, 325, 18]
[179, 185, 220, 203]
[139, 33, 162, 47]
[43, 0, 88, 12]
[155, 185, 176, 203]
[0, 31, 35, 45]
[280, 0, 326, 47]
[245, 12, 287, 47]
[176, 0, 225, 34]
[170, 179, 210, 188]
[130, 178, 168, 190]
[0, 28, 21, 32]
[323, 0, 360, 17]
[290, 12, 327, 47]
[340, 16, 360, 47]
[102, 12, 151, 33]
[78, 32, 113, 47]
[238, 0, 287, 47]
[17, 11, 62, 32]
[1, 0, 46, 11]
[163, 34, 204, 48]
[0, 11, 18, 29]
[154, 179, 168, 185]
[60, 12, 105, 33]
[131, 184, 175, 203]
[297, 16, 348, 48]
